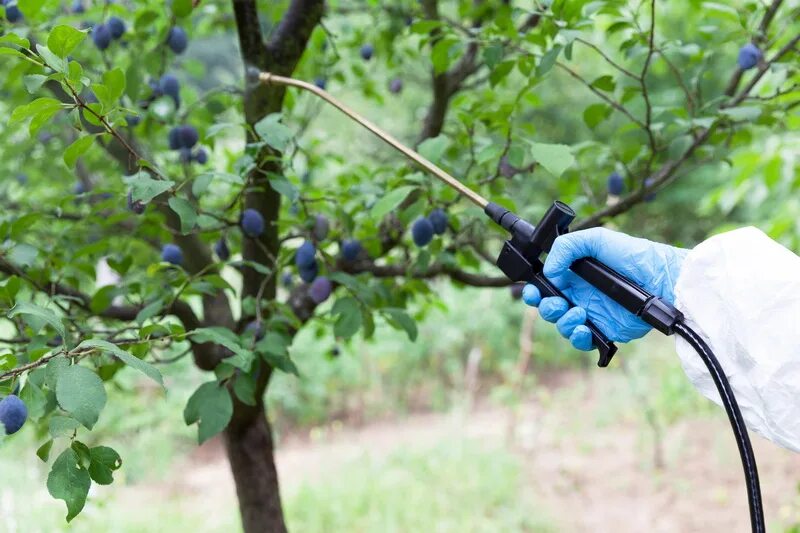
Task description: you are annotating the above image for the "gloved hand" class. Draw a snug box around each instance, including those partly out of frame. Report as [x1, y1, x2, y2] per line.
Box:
[522, 227, 688, 350]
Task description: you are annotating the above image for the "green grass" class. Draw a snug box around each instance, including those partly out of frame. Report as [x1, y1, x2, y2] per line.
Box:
[284, 440, 555, 533]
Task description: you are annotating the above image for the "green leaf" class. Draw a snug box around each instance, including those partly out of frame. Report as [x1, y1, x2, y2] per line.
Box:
[537, 45, 561, 76]
[168, 196, 197, 234]
[63, 135, 95, 168]
[23, 74, 48, 93]
[254, 113, 292, 151]
[135, 299, 164, 325]
[190, 327, 253, 370]
[49, 415, 81, 438]
[332, 297, 362, 339]
[172, 0, 193, 17]
[383, 309, 418, 341]
[9, 97, 62, 127]
[37, 439, 54, 462]
[183, 381, 233, 444]
[55, 365, 107, 430]
[590, 75, 616, 92]
[269, 174, 298, 201]
[36, 44, 66, 74]
[88, 446, 122, 485]
[76, 339, 163, 386]
[48, 25, 87, 58]
[124, 172, 175, 203]
[233, 373, 257, 406]
[19, 380, 47, 421]
[19, 0, 46, 17]
[71, 441, 92, 469]
[102, 67, 126, 104]
[527, 142, 575, 177]
[8, 302, 66, 338]
[370, 186, 416, 219]
[719, 106, 762, 121]
[583, 103, 612, 129]
[417, 134, 450, 162]
[47, 448, 91, 522]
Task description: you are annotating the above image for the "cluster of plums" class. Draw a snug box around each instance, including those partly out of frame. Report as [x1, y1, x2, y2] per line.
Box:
[158, 209, 266, 266]
[91, 16, 127, 50]
[168, 123, 207, 164]
[410, 208, 447, 247]
[606, 172, 655, 202]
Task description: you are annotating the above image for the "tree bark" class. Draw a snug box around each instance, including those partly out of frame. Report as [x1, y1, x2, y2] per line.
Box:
[224, 405, 285, 533]
[226, 2, 325, 532]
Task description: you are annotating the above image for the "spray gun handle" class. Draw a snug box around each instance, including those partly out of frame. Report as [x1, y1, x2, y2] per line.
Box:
[528, 272, 618, 367]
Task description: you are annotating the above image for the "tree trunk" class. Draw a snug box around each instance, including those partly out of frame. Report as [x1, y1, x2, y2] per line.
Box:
[224, 403, 286, 533]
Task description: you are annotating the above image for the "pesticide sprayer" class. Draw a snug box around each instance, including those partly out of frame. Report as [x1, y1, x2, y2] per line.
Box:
[256, 71, 765, 532]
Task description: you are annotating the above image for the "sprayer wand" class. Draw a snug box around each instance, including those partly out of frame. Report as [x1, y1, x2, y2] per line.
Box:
[257, 71, 765, 532]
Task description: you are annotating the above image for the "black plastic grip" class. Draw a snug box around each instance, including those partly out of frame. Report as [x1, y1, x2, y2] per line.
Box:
[528, 272, 618, 367]
[570, 258, 651, 315]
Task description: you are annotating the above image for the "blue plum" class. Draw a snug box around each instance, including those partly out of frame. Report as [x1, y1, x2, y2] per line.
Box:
[309, 276, 332, 304]
[167, 26, 188, 54]
[737, 43, 761, 70]
[0, 395, 27, 435]
[92, 24, 112, 50]
[161, 243, 183, 265]
[428, 208, 447, 235]
[214, 238, 230, 260]
[295, 241, 316, 268]
[341, 239, 361, 261]
[411, 217, 434, 247]
[240, 209, 265, 237]
[607, 172, 624, 196]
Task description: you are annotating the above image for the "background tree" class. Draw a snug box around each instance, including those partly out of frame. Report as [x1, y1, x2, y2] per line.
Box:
[0, 0, 797, 531]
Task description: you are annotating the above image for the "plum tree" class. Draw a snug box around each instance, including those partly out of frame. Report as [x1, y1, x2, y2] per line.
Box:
[0, 394, 27, 435]
[161, 244, 183, 266]
[241, 209, 265, 237]
[167, 26, 188, 54]
[0, 1, 795, 531]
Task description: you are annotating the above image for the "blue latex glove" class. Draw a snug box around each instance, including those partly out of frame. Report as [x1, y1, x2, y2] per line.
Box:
[522, 227, 688, 350]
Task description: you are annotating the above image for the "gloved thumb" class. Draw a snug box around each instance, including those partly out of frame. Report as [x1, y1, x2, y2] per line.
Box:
[543, 228, 604, 288]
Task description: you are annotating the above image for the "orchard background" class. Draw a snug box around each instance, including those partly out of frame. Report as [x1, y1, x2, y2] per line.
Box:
[0, 0, 798, 531]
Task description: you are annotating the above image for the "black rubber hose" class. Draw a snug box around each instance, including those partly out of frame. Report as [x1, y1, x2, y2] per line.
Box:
[673, 322, 765, 533]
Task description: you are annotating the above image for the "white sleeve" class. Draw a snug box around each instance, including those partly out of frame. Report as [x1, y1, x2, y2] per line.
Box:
[673, 227, 800, 453]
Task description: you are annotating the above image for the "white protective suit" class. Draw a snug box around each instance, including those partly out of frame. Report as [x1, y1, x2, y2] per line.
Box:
[673, 227, 800, 452]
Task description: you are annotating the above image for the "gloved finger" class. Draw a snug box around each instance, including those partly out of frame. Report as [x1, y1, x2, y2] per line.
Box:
[556, 306, 587, 339]
[539, 297, 570, 323]
[569, 325, 594, 351]
[522, 284, 542, 307]
[543, 228, 606, 288]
